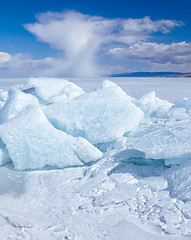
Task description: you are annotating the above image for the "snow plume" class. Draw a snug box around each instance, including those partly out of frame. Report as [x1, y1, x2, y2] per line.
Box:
[24, 11, 182, 77]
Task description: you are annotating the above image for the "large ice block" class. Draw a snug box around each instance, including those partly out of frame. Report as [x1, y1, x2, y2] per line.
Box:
[173, 98, 191, 114]
[43, 80, 144, 144]
[28, 77, 85, 103]
[126, 119, 191, 162]
[135, 91, 173, 117]
[0, 89, 39, 124]
[0, 106, 102, 170]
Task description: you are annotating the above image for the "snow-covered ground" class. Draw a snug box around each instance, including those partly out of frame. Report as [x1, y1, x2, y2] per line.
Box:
[0, 77, 191, 239]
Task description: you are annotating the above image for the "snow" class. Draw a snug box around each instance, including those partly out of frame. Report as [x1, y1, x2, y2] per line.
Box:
[0, 77, 191, 239]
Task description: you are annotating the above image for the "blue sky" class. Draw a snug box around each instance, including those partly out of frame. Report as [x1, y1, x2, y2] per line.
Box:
[0, 0, 191, 77]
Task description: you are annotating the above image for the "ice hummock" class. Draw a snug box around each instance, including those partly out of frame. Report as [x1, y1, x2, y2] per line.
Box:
[0, 106, 102, 170]
[173, 98, 191, 114]
[126, 119, 191, 162]
[28, 77, 85, 104]
[0, 77, 190, 170]
[0, 88, 39, 124]
[1, 77, 191, 239]
[43, 80, 144, 144]
[135, 91, 173, 118]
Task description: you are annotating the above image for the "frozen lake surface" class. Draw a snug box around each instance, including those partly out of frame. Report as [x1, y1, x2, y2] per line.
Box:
[1, 77, 191, 101]
[0, 77, 191, 240]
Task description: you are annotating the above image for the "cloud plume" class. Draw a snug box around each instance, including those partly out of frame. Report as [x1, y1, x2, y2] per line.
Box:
[24, 11, 183, 76]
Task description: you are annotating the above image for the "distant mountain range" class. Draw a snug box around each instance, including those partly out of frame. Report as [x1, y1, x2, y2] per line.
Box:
[111, 72, 191, 77]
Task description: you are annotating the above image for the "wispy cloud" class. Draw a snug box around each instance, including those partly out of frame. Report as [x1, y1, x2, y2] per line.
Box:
[109, 41, 191, 64]
[121, 17, 182, 34]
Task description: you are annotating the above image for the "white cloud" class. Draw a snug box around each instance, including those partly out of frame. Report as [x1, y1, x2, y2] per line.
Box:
[24, 11, 107, 76]
[0, 52, 11, 64]
[23, 11, 183, 76]
[109, 41, 191, 65]
[121, 17, 182, 34]
[0, 53, 65, 77]
[0, 12, 187, 77]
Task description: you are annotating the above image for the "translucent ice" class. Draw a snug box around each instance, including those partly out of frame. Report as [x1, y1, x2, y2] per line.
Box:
[126, 119, 191, 162]
[113, 149, 145, 162]
[0, 138, 11, 166]
[0, 89, 8, 109]
[167, 108, 188, 121]
[43, 80, 144, 144]
[164, 161, 191, 202]
[28, 77, 85, 104]
[0, 89, 39, 124]
[0, 101, 4, 109]
[0, 89, 8, 102]
[135, 91, 172, 118]
[0, 106, 102, 170]
[173, 98, 191, 114]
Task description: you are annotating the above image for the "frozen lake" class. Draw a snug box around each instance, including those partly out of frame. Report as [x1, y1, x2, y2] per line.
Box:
[1, 77, 191, 102]
[0, 77, 191, 240]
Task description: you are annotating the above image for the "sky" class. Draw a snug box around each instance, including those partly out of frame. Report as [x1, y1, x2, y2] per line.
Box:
[0, 0, 191, 77]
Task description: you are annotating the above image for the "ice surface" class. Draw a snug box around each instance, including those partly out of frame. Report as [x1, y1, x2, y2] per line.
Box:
[0, 79, 189, 168]
[44, 80, 144, 144]
[0, 148, 11, 165]
[126, 119, 191, 162]
[173, 98, 191, 114]
[113, 149, 145, 162]
[0, 106, 102, 170]
[0, 90, 8, 109]
[28, 77, 85, 104]
[0, 89, 8, 102]
[164, 162, 191, 202]
[0, 77, 191, 239]
[0, 138, 11, 166]
[0, 88, 39, 124]
[124, 91, 191, 164]
[0, 101, 4, 109]
[2, 163, 188, 240]
[135, 91, 173, 117]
